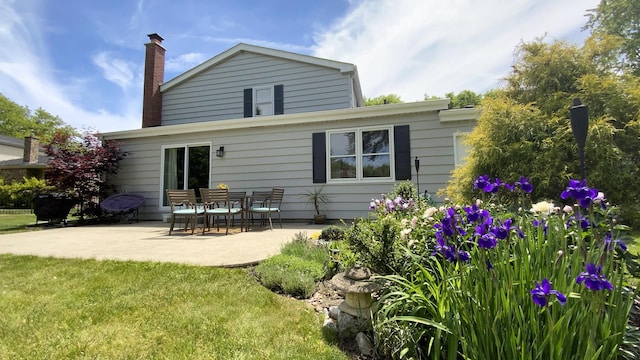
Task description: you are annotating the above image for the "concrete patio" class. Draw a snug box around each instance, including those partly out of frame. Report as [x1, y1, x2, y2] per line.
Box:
[0, 221, 327, 267]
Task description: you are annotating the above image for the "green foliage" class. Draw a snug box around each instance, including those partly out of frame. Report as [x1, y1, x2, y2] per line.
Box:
[255, 254, 325, 298]
[372, 179, 638, 359]
[255, 238, 330, 298]
[389, 180, 418, 201]
[444, 89, 482, 109]
[320, 225, 345, 241]
[301, 187, 331, 215]
[345, 215, 406, 275]
[0, 177, 53, 208]
[0, 93, 76, 142]
[445, 35, 640, 226]
[0, 256, 347, 359]
[364, 94, 403, 106]
[585, 0, 640, 74]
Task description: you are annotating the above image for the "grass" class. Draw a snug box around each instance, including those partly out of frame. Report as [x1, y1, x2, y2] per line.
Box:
[0, 255, 348, 359]
[0, 213, 39, 234]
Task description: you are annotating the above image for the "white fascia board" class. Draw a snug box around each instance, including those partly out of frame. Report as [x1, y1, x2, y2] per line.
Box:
[101, 99, 450, 140]
[439, 107, 481, 122]
[161, 43, 357, 92]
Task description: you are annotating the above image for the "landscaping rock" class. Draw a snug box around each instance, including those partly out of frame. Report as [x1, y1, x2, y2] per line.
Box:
[355, 332, 374, 357]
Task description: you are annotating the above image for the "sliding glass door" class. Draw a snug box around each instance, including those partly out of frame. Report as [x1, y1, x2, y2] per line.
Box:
[162, 144, 210, 206]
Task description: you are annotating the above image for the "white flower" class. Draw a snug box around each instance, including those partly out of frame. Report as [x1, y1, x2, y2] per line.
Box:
[424, 207, 438, 218]
[563, 205, 573, 214]
[530, 201, 556, 216]
[401, 228, 412, 239]
[411, 216, 418, 228]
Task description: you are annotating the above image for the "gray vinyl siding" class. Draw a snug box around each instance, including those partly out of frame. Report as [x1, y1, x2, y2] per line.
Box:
[106, 111, 475, 222]
[161, 52, 354, 126]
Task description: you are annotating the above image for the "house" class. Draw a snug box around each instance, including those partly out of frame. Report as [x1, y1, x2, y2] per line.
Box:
[0, 135, 47, 182]
[101, 33, 478, 222]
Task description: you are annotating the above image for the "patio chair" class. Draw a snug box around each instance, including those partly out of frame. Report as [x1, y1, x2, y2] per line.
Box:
[100, 193, 145, 223]
[166, 189, 204, 235]
[247, 188, 284, 231]
[200, 188, 244, 235]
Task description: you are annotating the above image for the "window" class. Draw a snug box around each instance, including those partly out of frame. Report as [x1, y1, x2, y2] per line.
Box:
[453, 132, 471, 166]
[254, 86, 273, 116]
[161, 144, 211, 206]
[327, 127, 392, 181]
[244, 85, 284, 117]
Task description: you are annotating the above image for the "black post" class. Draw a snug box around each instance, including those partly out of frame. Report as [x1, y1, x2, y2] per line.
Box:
[570, 98, 589, 180]
[414, 157, 420, 196]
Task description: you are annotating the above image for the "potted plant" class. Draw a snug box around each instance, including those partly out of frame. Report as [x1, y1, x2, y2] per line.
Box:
[302, 187, 331, 224]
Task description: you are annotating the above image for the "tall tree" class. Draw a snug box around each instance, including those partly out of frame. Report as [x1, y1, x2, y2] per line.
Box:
[585, 0, 640, 74]
[364, 94, 403, 106]
[0, 93, 75, 142]
[446, 35, 640, 225]
[444, 90, 483, 108]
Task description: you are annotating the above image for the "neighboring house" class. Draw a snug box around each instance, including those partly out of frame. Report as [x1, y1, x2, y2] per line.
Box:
[101, 34, 478, 221]
[0, 135, 47, 182]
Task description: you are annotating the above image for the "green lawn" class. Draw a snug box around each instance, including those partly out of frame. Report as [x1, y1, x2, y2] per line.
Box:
[0, 255, 347, 359]
[0, 213, 39, 234]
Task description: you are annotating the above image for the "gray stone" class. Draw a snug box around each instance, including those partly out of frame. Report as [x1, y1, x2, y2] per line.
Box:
[337, 311, 371, 339]
[355, 332, 374, 356]
[328, 305, 341, 321]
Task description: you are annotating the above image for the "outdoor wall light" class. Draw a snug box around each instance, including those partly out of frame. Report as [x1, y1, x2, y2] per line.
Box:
[216, 146, 225, 157]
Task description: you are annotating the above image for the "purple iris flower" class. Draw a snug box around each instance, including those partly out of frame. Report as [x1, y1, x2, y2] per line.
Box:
[473, 175, 492, 192]
[432, 234, 470, 263]
[604, 233, 627, 252]
[561, 179, 599, 208]
[465, 204, 490, 223]
[492, 218, 513, 240]
[475, 223, 498, 249]
[490, 178, 502, 193]
[531, 278, 567, 307]
[515, 176, 533, 193]
[576, 263, 613, 291]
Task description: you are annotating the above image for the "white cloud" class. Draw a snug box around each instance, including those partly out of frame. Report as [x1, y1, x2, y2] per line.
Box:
[0, 1, 141, 133]
[165, 52, 207, 72]
[92, 52, 136, 90]
[312, 0, 600, 101]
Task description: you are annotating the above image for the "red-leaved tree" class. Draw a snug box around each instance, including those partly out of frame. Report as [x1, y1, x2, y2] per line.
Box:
[44, 131, 126, 219]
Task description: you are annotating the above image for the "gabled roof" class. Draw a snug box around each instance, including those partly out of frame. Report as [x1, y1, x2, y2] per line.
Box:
[161, 43, 363, 101]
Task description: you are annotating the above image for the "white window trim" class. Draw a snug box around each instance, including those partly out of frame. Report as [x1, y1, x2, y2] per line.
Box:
[453, 132, 471, 167]
[253, 85, 274, 117]
[159, 142, 212, 210]
[326, 125, 395, 184]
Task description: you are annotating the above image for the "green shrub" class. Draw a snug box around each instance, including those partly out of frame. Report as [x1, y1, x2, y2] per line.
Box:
[0, 177, 52, 208]
[320, 225, 345, 241]
[255, 255, 324, 298]
[280, 239, 330, 265]
[389, 180, 418, 201]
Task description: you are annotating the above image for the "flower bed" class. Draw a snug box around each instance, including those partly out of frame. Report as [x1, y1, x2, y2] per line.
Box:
[346, 178, 638, 359]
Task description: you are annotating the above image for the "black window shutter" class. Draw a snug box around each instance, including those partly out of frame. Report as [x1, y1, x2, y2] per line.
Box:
[394, 125, 411, 180]
[312, 132, 326, 183]
[274, 85, 284, 115]
[243, 88, 253, 117]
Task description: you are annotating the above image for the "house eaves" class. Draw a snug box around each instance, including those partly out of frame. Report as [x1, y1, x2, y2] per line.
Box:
[439, 107, 481, 123]
[102, 99, 456, 140]
[161, 43, 360, 93]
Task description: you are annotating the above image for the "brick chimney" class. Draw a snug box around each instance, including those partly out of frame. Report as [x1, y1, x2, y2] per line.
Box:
[23, 135, 39, 165]
[142, 33, 165, 128]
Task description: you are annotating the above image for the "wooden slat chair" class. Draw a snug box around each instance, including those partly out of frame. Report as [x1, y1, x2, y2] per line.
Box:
[200, 188, 243, 235]
[228, 191, 247, 228]
[248, 188, 284, 231]
[166, 189, 204, 235]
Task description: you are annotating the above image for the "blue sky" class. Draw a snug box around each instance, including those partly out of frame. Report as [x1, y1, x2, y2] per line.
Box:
[1, 0, 599, 133]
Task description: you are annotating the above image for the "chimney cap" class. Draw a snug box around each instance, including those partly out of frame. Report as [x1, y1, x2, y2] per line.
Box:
[147, 33, 164, 43]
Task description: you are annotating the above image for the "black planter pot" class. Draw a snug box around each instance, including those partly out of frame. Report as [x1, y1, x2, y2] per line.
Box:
[33, 193, 78, 225]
